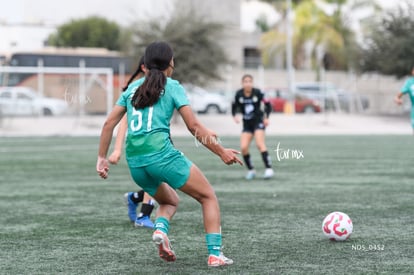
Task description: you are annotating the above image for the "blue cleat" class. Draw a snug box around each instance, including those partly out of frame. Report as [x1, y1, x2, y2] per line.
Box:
[134, 215, 154, 229]
[123, 192, 138, 222]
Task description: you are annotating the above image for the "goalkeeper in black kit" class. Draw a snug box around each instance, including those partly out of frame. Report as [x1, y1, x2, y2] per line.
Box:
[231, 74, 274, 180]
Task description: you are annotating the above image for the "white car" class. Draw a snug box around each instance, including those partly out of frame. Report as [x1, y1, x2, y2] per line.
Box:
[184, 84, 228, 114]
[0, 87, 68, 116]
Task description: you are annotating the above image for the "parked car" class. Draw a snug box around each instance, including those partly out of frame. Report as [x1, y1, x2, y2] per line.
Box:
[183, 84, 228, 114]
[264, 88, 321, 113]
[293, 82, 369, 112]
[0, 86, 68, 116]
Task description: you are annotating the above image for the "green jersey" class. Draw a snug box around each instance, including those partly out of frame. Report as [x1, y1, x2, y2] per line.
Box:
[116, 77, 189, 167]
[401, 77, 414, 106]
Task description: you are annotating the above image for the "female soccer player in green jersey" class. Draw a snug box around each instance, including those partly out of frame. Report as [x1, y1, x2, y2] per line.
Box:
[97, 41, 242, 267]
[108, 56, 155, 229]
[395, 66, 414, 134]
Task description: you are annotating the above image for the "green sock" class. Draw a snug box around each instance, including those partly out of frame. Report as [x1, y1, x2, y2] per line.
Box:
[206, 233, 222, 257]
[154, 217, 169, 234]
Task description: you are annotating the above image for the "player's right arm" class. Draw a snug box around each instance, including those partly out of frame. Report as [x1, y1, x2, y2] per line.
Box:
[179, 105, 242, 166]
[232, 92, 240, 123]
[108, 114, 127, 164]
[97, 105, 126, 179]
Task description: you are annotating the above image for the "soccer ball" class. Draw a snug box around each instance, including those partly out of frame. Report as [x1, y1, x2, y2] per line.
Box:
[322, 211, 353, 241]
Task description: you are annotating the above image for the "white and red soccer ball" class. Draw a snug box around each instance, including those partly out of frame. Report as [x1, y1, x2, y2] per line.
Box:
[322, 211, 353, 241]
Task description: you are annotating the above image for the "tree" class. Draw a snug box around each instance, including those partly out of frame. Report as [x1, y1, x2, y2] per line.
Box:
[323, 0, 382, 70]
[360, 2, 414, 78]
[47, 16, 122, 51]
[126, 7, 230, 86]
[260, 0, 344, 70]
[261, 0, 306, 7]
[258, 0, 381, 71]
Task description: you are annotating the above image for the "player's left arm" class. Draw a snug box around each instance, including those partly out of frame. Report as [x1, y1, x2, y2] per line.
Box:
[396, 79, 411, 105]
[179, 105, 243, 166]
[108, 114, 127, 164]
[260, 90, 272, 126]
[394, 92, 404, 105]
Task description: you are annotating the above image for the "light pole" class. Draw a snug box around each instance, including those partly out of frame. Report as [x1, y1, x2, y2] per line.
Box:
[286, 0, 295, 113]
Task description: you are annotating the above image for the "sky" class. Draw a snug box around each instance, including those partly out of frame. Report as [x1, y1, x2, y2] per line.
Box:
[0, 0, 401, 27]
[0, 0, 173, 26]
[0, 0, 405, 52]
[0, 0, 173, 52]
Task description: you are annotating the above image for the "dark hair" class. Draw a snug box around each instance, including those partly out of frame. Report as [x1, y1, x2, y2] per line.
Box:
[242, 74, 253, 81]
[131, 42, 173, 109]
[122, 56, 145, 92]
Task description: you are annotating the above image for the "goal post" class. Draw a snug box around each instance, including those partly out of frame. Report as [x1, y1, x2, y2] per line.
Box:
[0, 65, 114, 115]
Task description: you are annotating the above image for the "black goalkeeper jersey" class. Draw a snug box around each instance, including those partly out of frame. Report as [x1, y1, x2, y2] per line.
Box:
[231, 88, 271, 121]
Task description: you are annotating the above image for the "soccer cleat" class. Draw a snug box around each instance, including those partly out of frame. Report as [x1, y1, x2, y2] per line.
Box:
[245, 170, 256, 180]
[152, 230, 176, 262]
[123, 192, 138, 222]
[263, 168, 274, 179]
[134, 215, 154, 229]
[207, 253, 234, 267]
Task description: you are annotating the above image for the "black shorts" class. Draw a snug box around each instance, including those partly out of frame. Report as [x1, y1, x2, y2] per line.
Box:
[242, 119, 265, 133]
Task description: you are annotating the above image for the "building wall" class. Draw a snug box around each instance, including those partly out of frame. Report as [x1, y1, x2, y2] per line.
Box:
[177, 0, 243, 67]
[0, 24, 55, 53]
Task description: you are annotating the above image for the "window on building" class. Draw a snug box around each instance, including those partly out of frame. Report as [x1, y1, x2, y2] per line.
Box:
[244, 48, 262, 68]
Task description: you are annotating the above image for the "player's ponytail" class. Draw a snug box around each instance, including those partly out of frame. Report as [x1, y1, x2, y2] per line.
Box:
[132, 42, 173, 109]
[122, 56, 145, 92]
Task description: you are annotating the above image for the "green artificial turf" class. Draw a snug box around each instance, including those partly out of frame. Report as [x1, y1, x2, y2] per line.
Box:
[0, 136, 413, 274]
